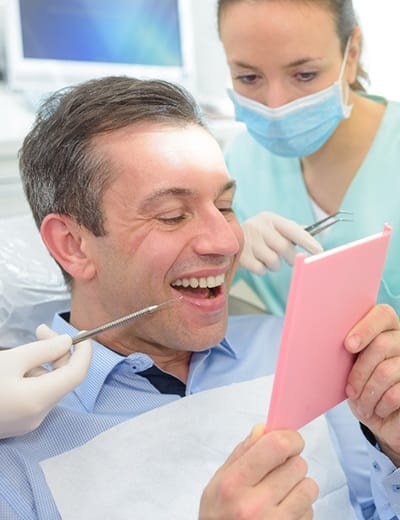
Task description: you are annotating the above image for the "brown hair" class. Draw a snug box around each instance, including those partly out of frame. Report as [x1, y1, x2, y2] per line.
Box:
[217, 0, 368, 91]
[19, 76, 205, 281]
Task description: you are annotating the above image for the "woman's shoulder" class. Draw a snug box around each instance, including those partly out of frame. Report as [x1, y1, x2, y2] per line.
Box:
[362, 92, 400, 127]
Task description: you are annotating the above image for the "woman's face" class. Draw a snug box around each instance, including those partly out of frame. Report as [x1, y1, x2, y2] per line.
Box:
[219, 0, 357, 108]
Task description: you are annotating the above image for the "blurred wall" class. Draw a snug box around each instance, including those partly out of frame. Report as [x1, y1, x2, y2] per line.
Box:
[353, 0, 400, 100]
[0, 0, 398, 103]
[189, 0, 229, 107]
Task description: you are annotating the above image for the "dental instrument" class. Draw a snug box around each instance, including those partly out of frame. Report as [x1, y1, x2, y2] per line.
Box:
[71, 296, 183, 345]
[304, 210, 353, 237]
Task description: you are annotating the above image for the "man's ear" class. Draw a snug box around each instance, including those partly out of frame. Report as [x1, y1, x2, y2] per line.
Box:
[40, 214, 96, 280]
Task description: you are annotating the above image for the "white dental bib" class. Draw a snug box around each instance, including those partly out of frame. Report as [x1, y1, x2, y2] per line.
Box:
[41, 375, 356, 519]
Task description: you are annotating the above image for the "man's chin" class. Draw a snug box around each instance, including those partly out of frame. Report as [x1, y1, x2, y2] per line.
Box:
[185, 323, 227, 352]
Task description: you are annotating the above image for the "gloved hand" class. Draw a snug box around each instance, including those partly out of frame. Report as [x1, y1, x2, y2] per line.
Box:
[0, 324, 92, 439]
[240, 212, 324, 274]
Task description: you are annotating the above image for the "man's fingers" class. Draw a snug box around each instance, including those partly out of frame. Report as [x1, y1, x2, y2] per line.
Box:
[218, 424, 266, 468]
[278, 476, 319, 519]
[251, 455, 311, 508]
[345, 304, 400, 354]
[231, 430, 305, 487]
[375, 382, 400, 419]
[346, 329, 400, 400]
[201, 430, 316, 520]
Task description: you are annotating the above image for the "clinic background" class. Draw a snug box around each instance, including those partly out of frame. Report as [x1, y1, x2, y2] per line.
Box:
[0, 0, 399, 220]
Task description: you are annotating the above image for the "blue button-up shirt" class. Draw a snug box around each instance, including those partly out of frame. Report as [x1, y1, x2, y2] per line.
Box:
[0, 313, 396, 519]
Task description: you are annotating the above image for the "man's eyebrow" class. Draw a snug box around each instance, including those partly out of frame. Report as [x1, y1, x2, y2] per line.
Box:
[222, 179, 237, 195]
[139, 180, 236, 211]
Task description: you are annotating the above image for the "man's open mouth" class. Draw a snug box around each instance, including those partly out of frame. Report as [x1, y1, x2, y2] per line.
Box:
[171, 274, 225, 299]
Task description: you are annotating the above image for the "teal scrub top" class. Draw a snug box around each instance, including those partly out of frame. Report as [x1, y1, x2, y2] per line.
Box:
[225, 97, 400, 316]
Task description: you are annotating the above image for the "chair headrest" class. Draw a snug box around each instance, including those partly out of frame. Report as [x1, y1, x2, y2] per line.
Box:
[0, 214, 70, 347]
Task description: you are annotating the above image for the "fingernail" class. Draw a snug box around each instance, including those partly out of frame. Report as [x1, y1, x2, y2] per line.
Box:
[347, 334, 361, 352]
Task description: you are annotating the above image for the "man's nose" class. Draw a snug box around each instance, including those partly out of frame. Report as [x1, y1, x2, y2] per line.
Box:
[193, 210, 241, 257]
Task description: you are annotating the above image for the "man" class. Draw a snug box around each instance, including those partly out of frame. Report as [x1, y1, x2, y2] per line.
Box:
[1, 76, 400, 519]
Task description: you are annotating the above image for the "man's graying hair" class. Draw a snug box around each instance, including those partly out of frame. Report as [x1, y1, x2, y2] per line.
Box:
[19, 76, 205, 238]
[217, 0, 368, 91]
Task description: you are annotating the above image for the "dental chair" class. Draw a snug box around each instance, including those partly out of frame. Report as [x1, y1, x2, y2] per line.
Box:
[0, 213, 70, 348]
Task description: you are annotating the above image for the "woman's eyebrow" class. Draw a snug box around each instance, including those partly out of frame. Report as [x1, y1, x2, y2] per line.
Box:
[230, 60, 260, 71]
[284, 57, 323, 69]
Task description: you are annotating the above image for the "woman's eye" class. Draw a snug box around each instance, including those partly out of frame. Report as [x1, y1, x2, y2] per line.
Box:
[234, 73, 259, 85]
[295, 71, 317, 82]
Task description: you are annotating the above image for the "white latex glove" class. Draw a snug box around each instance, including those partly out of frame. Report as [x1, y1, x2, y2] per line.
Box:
[0, 324, 92, 439]
[240, 212, 324, 274]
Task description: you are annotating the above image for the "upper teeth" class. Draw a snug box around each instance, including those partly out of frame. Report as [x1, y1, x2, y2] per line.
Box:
[172, 273, 225, 289]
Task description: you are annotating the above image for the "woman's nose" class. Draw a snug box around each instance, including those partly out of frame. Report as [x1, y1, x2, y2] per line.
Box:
[261, 82, 290, 108]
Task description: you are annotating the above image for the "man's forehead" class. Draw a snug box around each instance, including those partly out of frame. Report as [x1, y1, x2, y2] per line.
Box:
[94, 121, 204, 146]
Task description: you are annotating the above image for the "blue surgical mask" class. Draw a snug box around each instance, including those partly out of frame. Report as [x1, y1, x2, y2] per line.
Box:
[228, 40, 353, 158]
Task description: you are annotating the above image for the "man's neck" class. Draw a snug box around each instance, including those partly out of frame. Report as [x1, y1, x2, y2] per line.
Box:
[69, 294, 192, 382]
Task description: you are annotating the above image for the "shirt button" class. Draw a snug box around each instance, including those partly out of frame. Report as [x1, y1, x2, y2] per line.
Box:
[372, 461, 381, 472]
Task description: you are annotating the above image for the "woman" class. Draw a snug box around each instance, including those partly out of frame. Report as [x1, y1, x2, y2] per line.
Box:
[217, 0, 400, 315]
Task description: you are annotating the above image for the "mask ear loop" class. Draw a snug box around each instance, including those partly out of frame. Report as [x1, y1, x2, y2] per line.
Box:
[338, 37, 353, 116]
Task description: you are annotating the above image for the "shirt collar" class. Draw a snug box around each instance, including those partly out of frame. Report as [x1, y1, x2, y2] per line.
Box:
[51, 313, 238, 410]
[52, 313, 125, 411]
[217, 336, 238, 359]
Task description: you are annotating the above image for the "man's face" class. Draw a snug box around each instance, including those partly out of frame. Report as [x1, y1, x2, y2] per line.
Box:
[82, 123, 243, 355]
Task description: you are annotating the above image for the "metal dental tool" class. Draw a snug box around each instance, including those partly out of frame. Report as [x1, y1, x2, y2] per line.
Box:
[304, 210, 353, 237]
[71, 296, 183, 345]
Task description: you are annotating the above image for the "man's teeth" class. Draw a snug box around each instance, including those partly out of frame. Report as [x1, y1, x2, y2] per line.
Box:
[172, 274, 225, 289]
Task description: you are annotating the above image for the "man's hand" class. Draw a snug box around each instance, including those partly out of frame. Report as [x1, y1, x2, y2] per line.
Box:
[199, 425, 318, 519]
[0, 324, 92, 439]
[240, 212, 323, 274]
[345, 304, 400, 463]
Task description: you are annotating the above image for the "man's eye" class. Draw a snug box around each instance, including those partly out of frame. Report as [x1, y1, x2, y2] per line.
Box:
[218, 206, 235, 217]
[158, 215, 186, 225]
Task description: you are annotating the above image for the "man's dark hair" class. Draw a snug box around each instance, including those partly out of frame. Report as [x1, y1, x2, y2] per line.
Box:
[20, 76, 205, 237]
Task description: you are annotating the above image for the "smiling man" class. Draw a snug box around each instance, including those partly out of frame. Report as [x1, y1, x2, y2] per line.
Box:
[3, 76, 400, 519]
[0, 76, 318, 519]
[40, 113, 242, 378]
